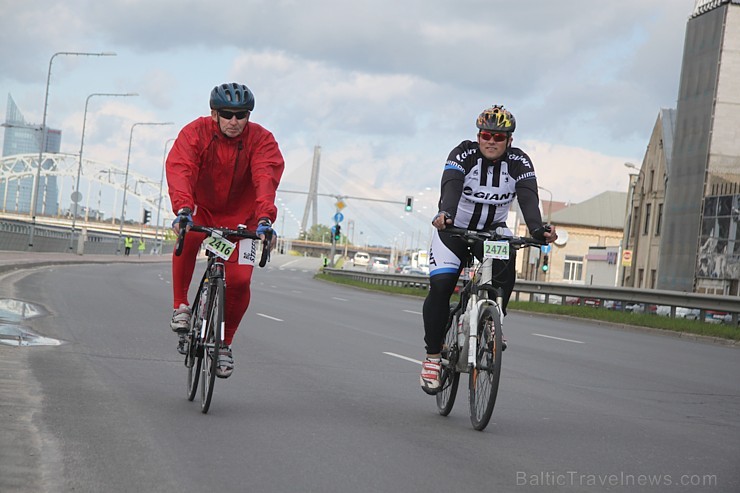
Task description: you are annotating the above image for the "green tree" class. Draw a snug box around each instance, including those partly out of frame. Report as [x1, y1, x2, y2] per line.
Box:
[305, 224, 333, 242]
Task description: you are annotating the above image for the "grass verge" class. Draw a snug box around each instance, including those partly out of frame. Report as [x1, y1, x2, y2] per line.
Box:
[315, 272, 740, 342]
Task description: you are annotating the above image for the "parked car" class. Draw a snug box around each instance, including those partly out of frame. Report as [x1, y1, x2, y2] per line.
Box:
[531, 293, 563, 305]
[367, 257, 390, 273]
[352, 252, 370, 267]
[705, 310, 731, 324]
[400, 265, 426, 276]
[656, 305, 700, 320]
[626, 303, 658, 314]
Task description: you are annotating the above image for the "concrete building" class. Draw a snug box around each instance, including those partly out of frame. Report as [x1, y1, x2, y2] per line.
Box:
[517, 191, 627, 285]
[622, 109, 674, 290]
[658, 0, 740, 294]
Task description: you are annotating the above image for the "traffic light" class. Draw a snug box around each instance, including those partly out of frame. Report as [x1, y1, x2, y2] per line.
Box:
[405, 196, 413, 212]
[143, 209, 151, 224]
[334, 224, 341, 242]
[541, 254, 549, 272]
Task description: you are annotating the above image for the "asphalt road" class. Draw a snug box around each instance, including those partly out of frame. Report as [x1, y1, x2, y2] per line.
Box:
[1, 255, 739, 492]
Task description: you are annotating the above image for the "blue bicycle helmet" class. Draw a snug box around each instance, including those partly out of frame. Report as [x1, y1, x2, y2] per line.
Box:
[209, 83, 255, 111]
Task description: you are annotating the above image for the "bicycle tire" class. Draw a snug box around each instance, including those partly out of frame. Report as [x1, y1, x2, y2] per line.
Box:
[186, 280, 207, 401]
[468, 304, 503, 431]
[200, 277, 224, 414]
[436, 305, 461, 416]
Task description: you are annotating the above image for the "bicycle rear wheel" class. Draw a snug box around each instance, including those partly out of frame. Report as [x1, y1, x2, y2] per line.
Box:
[200, 277, 224, 414]
[436, 305, 461, 416]
[186, 280, 207, 401]
[468, 304, 503, 431]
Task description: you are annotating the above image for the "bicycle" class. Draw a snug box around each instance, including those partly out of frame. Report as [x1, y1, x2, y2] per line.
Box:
[174, 223, 271, 414]
[435, 227, 546, 431]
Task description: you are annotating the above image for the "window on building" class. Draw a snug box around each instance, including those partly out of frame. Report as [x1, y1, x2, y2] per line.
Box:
[638, 268, 645, 289]
[656, 203, 663, 236]
[563, 255, 583, 282]
[649, 169, 654, 192]
[633, 206, 639, 239]
[650, 269, 657, 289]
[643, 203, 652, 235]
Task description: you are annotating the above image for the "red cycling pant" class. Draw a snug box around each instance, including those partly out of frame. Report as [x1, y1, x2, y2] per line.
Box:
[172, 230, 254, 346]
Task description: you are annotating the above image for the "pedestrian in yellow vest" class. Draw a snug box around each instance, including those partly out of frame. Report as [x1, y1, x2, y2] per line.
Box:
[138, 238, 146, 257]
[124, 236, 134, 256]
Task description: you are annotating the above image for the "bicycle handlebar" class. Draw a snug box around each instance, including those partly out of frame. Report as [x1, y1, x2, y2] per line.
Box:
[174, 222, 272, 267]
[441, 226, 547, 249]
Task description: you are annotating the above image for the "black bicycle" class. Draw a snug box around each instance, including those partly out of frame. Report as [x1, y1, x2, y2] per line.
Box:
[175, 224, 271, 413]
[435, 227, 546, 430]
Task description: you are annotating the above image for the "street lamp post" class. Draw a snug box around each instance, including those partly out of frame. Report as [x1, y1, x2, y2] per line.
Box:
[538, 186, 553, 223]
[116, 122, 173, 254]
[69, 92, 137, 253]
[29, 50, 116, 249]
[154, 138, 176, 254]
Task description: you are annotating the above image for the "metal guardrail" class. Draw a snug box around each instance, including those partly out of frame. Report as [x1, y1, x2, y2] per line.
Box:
[322, 268, 740, 325]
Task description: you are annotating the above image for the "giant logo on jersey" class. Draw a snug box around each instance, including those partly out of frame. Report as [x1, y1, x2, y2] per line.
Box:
[463, 186, 514, 202]
[506, 152, 532, 168]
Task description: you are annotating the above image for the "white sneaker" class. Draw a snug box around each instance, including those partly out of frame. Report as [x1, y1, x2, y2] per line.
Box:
[420, 359, 442, 395]
[170, 304, 191, 333]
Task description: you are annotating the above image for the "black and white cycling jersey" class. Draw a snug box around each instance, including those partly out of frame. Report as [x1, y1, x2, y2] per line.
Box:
[438, 140, 543, 233]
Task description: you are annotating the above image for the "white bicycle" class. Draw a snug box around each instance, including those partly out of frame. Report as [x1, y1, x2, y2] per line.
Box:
[435, 227, 546, 431]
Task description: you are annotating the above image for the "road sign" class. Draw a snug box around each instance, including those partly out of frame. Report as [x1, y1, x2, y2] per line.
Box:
[622, 250, 633, 267]
[333, 212, 344, 223]
[70, 191, 82, 203]
[335, 200, 346, 211]
[540, 244, 551, 254]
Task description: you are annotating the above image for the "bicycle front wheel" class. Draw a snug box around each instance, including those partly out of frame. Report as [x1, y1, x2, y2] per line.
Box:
[436, 305, 461, 416]
[468, 304, 503, 431]
[200, 278, 224, 414]
[186, 280, 208, 401]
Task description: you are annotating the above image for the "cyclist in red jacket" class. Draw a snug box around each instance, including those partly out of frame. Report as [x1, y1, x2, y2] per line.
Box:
[167, 82, 285, 378]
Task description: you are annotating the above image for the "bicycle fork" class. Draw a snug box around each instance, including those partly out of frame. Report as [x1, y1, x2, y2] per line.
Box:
[466, 294, 504, 369]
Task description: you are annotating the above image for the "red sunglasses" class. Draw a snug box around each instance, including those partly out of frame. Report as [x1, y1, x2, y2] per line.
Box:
[479, 131, 509, 143]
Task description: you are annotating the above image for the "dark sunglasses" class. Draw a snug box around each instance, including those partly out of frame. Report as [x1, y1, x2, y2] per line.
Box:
[479, 131, 509, 143]
[217, 110, 249, 120]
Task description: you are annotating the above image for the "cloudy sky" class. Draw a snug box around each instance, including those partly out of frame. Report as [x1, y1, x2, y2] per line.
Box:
[1, 0, 697, 248]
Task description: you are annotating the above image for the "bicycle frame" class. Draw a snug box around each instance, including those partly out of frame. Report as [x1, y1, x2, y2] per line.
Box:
[195, 254, 226, 343]
[464, 260, 504, 371]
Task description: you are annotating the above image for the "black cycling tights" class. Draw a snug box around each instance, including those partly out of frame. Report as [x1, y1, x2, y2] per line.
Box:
[422, 260, 516, 355]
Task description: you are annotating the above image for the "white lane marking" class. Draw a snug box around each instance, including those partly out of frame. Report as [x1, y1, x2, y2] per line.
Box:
[332, 297, 348, 301]
[403, 310, 422, 315]
[532, 333, 584, 344]
[257, 313, 283, 322]
[383, 352, 422, 365]
[280, 259, 302, 268]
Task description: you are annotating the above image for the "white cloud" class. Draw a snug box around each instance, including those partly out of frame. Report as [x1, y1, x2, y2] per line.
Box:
[0, 0, 697, 244]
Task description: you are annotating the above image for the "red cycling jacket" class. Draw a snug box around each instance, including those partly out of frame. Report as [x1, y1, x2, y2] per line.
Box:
[166, 116, 284, 228]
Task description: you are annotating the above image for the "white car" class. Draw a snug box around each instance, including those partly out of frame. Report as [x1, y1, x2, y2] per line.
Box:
[656, 305, 700, 319]
[400, 265, 427, 276]
[352, 252, 370, 267]
[367, 257, 390, 273]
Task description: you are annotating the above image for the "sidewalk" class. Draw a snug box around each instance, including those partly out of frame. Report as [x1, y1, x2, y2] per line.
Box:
[0, 250, 170, 275]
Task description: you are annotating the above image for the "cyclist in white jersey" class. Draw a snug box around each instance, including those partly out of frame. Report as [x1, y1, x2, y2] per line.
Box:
[420, 105, 558, 395]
